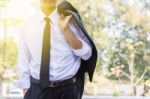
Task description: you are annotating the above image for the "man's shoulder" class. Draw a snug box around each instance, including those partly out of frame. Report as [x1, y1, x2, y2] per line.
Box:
[22, 9, 39, 24]
[19, 9, 40, 31]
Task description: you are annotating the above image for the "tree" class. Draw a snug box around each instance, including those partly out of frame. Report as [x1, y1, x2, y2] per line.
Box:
[0, 38, 17, 82]
[107, 0, 150, 95]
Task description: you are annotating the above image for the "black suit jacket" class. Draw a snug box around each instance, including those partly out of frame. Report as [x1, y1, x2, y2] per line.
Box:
[57, 1, 98, 96]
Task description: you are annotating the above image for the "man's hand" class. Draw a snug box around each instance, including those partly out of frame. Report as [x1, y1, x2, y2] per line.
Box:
[59, 14, 72, 31]
[58, 14, 83, 50]
[23, 89, 29, 95]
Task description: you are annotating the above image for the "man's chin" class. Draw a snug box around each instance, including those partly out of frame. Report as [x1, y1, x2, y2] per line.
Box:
[43, 1, 56, 5]
[43, 0, 56, 3]
[43, 3, 56, 8]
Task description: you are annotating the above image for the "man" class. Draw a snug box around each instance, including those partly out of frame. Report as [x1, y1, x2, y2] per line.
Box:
[16, 0, 94, 99]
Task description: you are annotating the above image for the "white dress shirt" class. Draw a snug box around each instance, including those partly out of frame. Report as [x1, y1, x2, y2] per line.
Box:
[15, 9, 92, 89]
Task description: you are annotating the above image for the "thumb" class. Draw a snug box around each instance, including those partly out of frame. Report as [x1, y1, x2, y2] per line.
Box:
[66, 15, 73, 22]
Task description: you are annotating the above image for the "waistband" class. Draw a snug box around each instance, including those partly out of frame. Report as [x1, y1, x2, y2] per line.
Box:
[30, 76, 77, 88]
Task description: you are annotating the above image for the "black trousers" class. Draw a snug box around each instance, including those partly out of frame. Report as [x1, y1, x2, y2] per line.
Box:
[24, 81, 81, 99]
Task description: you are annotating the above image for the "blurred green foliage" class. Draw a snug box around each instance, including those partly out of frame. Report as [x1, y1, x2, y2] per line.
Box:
[0, 38, 17, 81]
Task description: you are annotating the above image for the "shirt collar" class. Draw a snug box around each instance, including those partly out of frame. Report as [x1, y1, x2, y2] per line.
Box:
[38, 8, 58, 24]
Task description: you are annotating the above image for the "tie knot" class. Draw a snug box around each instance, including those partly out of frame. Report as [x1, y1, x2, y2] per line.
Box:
[44, 17, 50, 23]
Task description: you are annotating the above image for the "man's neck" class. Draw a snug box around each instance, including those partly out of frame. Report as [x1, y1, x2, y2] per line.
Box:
[41, 5, 56, 16]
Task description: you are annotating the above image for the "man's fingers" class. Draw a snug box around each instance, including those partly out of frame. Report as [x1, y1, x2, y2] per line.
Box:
[23, 89, 28, 95]
[68, 15, 73, 19]
[59, 14, 72, 31]
[66, 15, 72, 22]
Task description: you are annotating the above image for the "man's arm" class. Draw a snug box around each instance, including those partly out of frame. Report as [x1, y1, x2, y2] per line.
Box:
[15, 27, 31, 94]
[63, 27, 83, 49]
[59, 15, 92, 60]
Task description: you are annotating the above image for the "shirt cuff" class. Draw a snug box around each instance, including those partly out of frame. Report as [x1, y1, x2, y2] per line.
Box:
[15, 77, 30, 89]
[72, 39, 92, 60]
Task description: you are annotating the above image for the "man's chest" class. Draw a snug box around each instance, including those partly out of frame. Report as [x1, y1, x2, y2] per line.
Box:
[24, 20, 73, 59]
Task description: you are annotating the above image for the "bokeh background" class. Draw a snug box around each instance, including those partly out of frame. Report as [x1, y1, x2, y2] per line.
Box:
[0, 0, 150, 97]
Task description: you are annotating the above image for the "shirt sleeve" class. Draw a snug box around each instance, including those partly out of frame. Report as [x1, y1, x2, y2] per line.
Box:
[69, 19, 92, 60]
[15, 23, 31, 89]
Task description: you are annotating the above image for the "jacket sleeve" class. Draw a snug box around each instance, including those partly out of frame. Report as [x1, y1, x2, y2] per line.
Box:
[69, 19, 92, 60]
